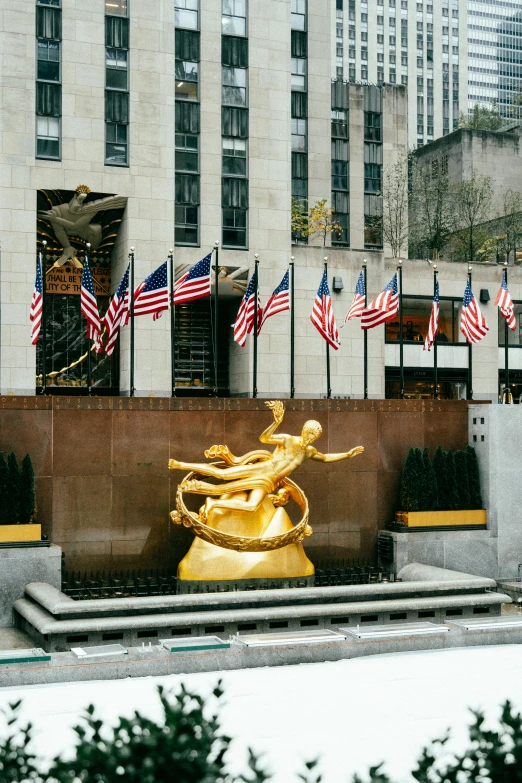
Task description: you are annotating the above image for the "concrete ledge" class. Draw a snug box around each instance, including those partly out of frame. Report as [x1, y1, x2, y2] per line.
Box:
[2, 623, 522, 688]
[0, 546, 61, 627]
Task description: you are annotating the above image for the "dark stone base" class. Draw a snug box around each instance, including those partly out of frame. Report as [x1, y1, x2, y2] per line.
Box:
[177, 575, 315, 594]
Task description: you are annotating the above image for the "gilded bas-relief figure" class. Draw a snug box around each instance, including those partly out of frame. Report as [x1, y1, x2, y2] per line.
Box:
[169, 401, 364, 581]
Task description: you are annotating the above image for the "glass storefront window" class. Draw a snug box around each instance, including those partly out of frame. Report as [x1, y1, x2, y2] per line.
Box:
[498, 304, 522, 346]
[385, 297, 459, 343]
[386, 371, 468, 400]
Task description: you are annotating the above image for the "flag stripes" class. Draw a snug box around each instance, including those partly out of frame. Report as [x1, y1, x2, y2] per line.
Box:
[258, 270, 290, 333]
[344, 271, 366, 323]
[233, 272, 261, 347]
[102, 264, 130, 357]
[310, 270, 340, 350]
[460, 280, 489, 344]
[80, 259, 103, 352]
[30, 254, 43, 346]
[423, 281, 439, 352]
[361, 273, 399, 330]
[174, 253, 212, 305]
[133, 261, 169, 321]
[494, 276, 516, 331]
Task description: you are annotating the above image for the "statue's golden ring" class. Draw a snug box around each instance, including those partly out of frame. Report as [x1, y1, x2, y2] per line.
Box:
[172, 472, 312, 552]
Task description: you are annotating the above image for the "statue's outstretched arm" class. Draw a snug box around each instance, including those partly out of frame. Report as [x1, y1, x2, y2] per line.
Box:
[312, 446, 364, 463]
[259, 400, 285, 445]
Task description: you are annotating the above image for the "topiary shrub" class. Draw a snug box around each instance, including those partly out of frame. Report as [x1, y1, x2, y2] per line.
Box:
[454, 450, 471, 511]
[6, 452, 21, 525]
[466, 445, 483, 509]
[421, 448, 437, 512]
[400, 447, 419, 511]
[432, 445, 448, 510]
[445, 450, 460, 511]
[0, 453, 9, 526]
[20, 454, 36, 525]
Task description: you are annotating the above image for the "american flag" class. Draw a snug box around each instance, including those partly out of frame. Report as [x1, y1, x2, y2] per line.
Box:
[173, 253, 212, 305]
[133, 261, 169, 321]
[258, 270, 290, 334]
[423, 281, 440, 352]
[310, 270, 340, 350]
[30, 253, 43, 346]
[344, 271, 366, 324]
[494, 275, 516, 331]
[361, 273, 399, 330]
[80, 259, 103, 353]
[233, 272, 262, 347]
[102, 263, 130, 356]
[460, 279, 489, 344]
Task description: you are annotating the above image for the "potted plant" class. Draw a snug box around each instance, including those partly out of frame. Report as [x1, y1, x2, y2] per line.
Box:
[0, 452, 41, 542]
[394, 445, 486, 529]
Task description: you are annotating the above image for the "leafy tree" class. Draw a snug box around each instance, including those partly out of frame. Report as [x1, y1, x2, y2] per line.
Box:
[20, 454, 36, 525]
[445, 450, 460, 511]
[0, 700, 40, 782]
[421, 448, 437, 512]
[500, 189, 522, 264]
[291, 198, 309, 244]
[6, 452, 21, 525]
[409, 158, 453, 260]
[451, 173, 493, 264]
[466, 445, 483, 509]
[307, 199, 342, 247]
[454, 450, 471, 510]
[0, 453, 9, 526]
[459, 102, 506, 131]
[380, 151, 409, 258]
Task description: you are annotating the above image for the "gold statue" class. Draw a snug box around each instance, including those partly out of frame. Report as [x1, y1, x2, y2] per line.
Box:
[169, 401, 364, 582]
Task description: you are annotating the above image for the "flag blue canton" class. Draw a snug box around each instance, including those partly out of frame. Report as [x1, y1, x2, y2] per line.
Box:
[273, 270, 290, 295]
[143, 261, 168, 290]
[244, 274, 257, 299]
[81, 261, 96, 296]
[385, 273, 398, 294]
[186, 253, 211, 280]
[116, 266, 130, 298]
[434, 281, 440, 303]
[463, 280, 473, 307]
[35, 259, 43, 294]
[355, 271, 365, 296]
[317, 271, 331, 297]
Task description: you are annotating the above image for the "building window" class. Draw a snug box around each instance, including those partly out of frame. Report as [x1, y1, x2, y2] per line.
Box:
[175, 133, 199, 172]
[36, 115, 60, 158]
[291, 57, 306, 91]
[364, 111, 381, 141]
[222, 66, 247, 106]
[106, 48, 128, 90]
[105, 0, 127, 14]
[105, 122, 128, 165]
[223, 208, 247, 248]
[37, 40, 60, 81]
[291, 118, 307, 152]
[175, 205, 199, 246]
[291, 0, 306, 31]
[223, 137, 247, 176]
[175, 60, 198, 101]
[222, 0, 246, 36]
[175, 0, 198, 30]
[385, 297, 461, 343]
[36, 1, 61, 160]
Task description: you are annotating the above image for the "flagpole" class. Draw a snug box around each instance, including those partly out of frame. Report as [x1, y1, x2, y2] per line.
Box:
[290, 256, 295, 399]
[214, 241, 219, 397]
[129, 247, 135, 397]
[504, 261, 510, 399]
[362, 259, 368, 399]
[169, 249, 175, 397]
[324, 257, 331, 399]
[86, 243, 92, 397]
[253, 254, 259, 398]
[40, 241, 47, 395]
[467, 265, 473, 401]
[433, 265, 438, 400]
[397, 260, 404, 399]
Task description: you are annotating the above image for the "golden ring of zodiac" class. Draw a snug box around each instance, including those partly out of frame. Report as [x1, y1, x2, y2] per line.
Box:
[171, 472, 312, 552]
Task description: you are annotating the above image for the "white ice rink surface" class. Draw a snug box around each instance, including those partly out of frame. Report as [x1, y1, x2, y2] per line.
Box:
[2, 645, 522, 781]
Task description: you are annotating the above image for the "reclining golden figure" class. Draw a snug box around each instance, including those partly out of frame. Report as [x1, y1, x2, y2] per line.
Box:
[169, 401, 364, 582]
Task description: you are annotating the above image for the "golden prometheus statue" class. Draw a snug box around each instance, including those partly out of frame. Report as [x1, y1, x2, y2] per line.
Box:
[169, 400, 364, 583]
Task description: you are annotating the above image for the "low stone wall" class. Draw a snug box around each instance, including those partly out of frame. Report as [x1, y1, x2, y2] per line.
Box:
[0, 396, 474, 573]
[0, 545, 61, 627]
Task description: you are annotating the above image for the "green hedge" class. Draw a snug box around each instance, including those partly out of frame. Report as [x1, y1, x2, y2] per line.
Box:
[399, 445, 482, 512]
[0, 451, 36, 525]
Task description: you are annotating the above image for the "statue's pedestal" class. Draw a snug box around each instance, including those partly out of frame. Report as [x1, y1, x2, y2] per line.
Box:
[177, 574, 315, 595]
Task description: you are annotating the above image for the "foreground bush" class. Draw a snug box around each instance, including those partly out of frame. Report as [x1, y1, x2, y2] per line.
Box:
[1, 687, 522, 782]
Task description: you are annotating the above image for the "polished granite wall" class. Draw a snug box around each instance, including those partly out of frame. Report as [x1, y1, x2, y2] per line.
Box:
[0, 397, 476, 572]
